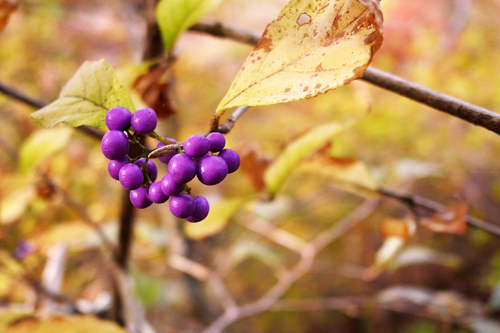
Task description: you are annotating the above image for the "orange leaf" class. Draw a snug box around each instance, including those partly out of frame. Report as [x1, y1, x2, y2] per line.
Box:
[420, 201, 468, 235]
[0, 0, 16, 34]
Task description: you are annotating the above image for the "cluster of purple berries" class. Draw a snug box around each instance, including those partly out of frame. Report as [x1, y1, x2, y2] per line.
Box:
[101, 106, 240, 223]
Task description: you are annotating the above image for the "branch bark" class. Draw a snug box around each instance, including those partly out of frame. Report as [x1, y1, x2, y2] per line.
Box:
[188, 22, 500, 136]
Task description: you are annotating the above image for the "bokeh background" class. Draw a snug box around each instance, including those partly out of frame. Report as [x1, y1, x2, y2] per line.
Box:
[1, 0, 500, 332]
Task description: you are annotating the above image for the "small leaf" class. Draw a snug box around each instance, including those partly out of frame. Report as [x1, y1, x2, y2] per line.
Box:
[183, 197, 246, 240]
[373, 236, 405, 268]
[392, 246, 462, 271]
[156, 0, 225, 53]
[215, 0, 383, 118]
[239, 147, 273, 192]
[296, 156, 377, 196]
[30, 60, 135, 131]
[132, 60, 176, 118]
[420, 201, 468, 235]
[264, 120, 355, 196]
[3, 314, 128, 333]
[0, 184, 35, 224]
[18, 128, 72, 172]
[0, 0, 17, 34]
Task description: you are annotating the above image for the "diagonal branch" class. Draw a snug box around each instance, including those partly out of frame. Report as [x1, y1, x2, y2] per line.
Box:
[188, 22, 500, 137]
[377, 185, 500, 237]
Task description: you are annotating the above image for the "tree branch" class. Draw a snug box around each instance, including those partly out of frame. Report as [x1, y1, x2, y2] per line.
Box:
[0, 80, 104, 139]
[377, 185, 500, 236]
[188, 22, 500, 136]
[199, 200, 378, 333]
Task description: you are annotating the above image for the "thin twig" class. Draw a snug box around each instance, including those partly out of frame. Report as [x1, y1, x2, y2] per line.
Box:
[0, 80, 46, 109]
[377, 185, 500, 236]
[188, 22, 500, 136]
[200, 200, 378, 333]
[0, 80, 104, 139]
[189, 23, 261, 45]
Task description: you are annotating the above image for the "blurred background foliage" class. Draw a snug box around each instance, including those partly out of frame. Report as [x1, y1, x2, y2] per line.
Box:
[1, 0, 500, 332]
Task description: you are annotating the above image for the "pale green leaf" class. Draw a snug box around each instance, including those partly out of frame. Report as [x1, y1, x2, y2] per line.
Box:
[264, 120, 355, 196]
[156, 0, 225, 53]
[184, 197, 246, 240]
[30, 59, 135, 131]
[215, 0, 383, 118]
[0, 184, 35, 224]
[18, 127, 72, 172]
[296, 156, 377, 196]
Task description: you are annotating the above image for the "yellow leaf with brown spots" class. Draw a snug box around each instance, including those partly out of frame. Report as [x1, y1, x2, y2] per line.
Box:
[215, 0, 383, 119]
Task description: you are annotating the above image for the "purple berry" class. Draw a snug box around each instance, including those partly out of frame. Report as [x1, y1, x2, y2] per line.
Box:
[169, 194, 195, 218]
[101, 130, 129, 160]
[185, 196, 210, 223]
[160, 173, 184, 196]
[197, 155, 228, 185]
[219, 149, 240, 173]
[135, 158, 158, 182]
[13, 240, 34, 260]
[131, 108, 157, 134]
[184, 134, 210, 158]
[156, 141, 177, 164]
[148, 182, 169, 203]
[130, 187, 152, 209]
[195, 152, 209, 164]
[108, 156, 130, 180]
[207, 132, 225, 152]
[168, 153, 197, 184]
[106, 106, 132, 131]
[119, 163, 144, 190]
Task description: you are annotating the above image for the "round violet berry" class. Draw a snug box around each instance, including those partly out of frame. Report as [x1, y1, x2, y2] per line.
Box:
[185, 196, 210, 223]
[106, 106, 132, 131]
[108, 156, 130, 180]
[130, 187, 152, 209]
[135, 158, 158, 182]
[131, 108, 157, 134]
[160, 173, 184, 196]
[168, 153, 197, 184]
[101, 130, 129, 160]
[119, 163, 144, 190]
[197, 155, 228, 186]
[169, 194, 195, 218]
[184, 134, 210, 158]
[148, 182, 169, 204]
[219, 149, 240, 173]
[207, 132, 225, 152]
[156, 141, 177, 164]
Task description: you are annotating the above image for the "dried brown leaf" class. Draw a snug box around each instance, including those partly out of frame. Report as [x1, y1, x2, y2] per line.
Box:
[240, 146, 273, 192]
[132, 60, 176, 119]
[421, 201, 468, 235]
[0, 0, 16, 34]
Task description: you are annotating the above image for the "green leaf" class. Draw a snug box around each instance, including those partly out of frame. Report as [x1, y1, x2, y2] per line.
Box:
[18, 127, 72, 172]
[30, 60, 135, 131]
[156, 0, 225, 53]
[183, 197, 246, 240]
[264, 120, 355, 196]
[295, 156, 377, 196]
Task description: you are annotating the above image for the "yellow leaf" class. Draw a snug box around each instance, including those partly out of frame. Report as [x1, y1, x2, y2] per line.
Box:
[184, 197, 247, 240]
[264, 120, 355, 196]
[215, 0, 383, 118]
[295, 156, 377, 196]
[2, 314, 127, 333]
